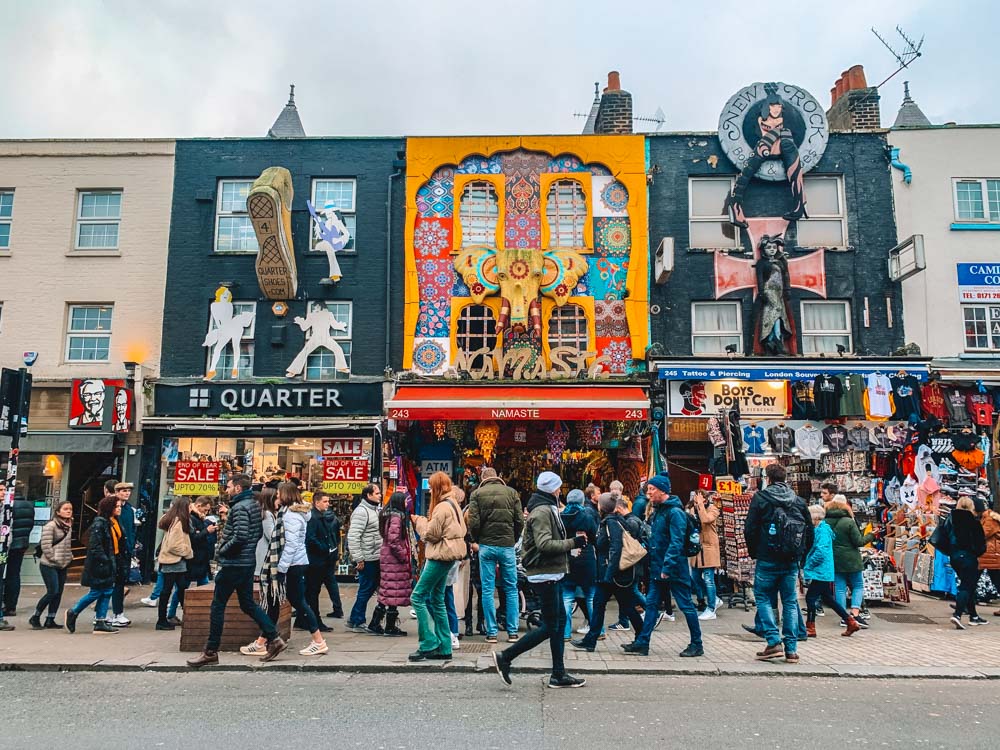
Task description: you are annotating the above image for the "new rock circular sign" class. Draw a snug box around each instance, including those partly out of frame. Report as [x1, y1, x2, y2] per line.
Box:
[718, 82, 829, 181]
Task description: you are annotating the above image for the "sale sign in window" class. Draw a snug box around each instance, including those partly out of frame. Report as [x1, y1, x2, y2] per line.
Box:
[322, 459, 369, 494]
[174, 461, 222, 495]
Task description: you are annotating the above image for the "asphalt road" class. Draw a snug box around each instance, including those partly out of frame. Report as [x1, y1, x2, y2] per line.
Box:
[1, 671, 996, 748]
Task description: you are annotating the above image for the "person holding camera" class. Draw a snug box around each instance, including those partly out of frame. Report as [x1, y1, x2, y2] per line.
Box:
[689, 491, 722, 619]
[492, 471, 587, 689]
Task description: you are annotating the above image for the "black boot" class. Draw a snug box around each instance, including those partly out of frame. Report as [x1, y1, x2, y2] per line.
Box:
[28, 614, 43, 630]
[366, 604, 385, 635]
[384, 609, 407, 637]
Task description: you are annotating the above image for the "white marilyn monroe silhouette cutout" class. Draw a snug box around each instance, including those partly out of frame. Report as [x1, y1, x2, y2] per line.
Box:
[286, 301, 349, 378]
[203, 286, 255, 380]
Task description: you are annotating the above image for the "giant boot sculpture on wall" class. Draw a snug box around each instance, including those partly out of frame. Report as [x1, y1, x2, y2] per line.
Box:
[247, 166, 298, 300]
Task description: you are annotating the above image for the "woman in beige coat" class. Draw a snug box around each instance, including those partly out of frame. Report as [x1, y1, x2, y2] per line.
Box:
[29, 500, 74, 629]
[688, 491, 722, 619]
[408, 473, 468, 662]
[156, 496, 193, 631]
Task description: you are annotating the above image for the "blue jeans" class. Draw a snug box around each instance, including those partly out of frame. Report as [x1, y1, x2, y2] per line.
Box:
[150, 570, 165, 600]
[561, 582, 596, 639]
[753, 590, 807, 640]
[834, 570, 864, 611]
[692, 568, 717, 607]
[478, 544, 519, 637]
[168, 575, 208, 619]
[636, 564, 702, 649]
[348, 560, 380, 627]
[445, 585, 459, 635]
[70, 587, 114, 620]
[754, 560, 801, 653]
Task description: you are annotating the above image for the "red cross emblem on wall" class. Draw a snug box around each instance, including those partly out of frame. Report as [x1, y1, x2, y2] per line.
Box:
[713, 218, 826, 299]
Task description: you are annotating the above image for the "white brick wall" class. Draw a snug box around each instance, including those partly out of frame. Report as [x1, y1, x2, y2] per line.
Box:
[0, 140, 175, 380]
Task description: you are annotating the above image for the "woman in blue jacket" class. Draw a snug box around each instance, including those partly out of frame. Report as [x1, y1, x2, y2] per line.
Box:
[803, 505, 858, 637]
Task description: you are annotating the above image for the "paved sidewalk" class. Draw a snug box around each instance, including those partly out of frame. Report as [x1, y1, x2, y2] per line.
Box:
[1, 583, 998, 679]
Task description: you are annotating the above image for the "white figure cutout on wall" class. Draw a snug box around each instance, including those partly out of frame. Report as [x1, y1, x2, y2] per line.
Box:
[307, 200, 351, 283]
[286, 301, 350, 378]
[203, 286, 255, 380]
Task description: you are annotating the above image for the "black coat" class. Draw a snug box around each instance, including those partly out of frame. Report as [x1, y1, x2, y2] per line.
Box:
[187, 513, 214, 582]
[10, 496, 34, 550]
[950, 509, 987, 564]
[217, 491, 263, 568]
[306, 509, 341, 567]
[744, 483, 814, 565]
[596, 514, 633, 586]
[81, 517, 115, 590]
[560, 504, 598, 586]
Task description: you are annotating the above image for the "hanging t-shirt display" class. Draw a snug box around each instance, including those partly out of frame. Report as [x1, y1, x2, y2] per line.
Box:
[870, 425, 893, 451]
[966, 393, 994, 427]
[889, 373, 922, 421]
[822, 425, 849, 453]
[847, 424, 870, 451]
[839, 374, 866, 418]
[813, 374, 843, 420]
[944, 388, 971, 427]
[795, 424, 824, 459]
[921, 381, 948, 421]
[742, 424, 766, 455]
[768, 425, 795, 454]
[900, 476, 918, 508]
[864, 373, 894, 420]
[791, 381, 817, 420]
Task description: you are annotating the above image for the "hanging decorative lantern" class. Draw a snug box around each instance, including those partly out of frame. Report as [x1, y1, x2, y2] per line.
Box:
[546, 421, 570, 464]
[474, 420, 500, 463]
[432, 420, 447, 440]
[574, 420, 594, 447]
[513, 424, 528, 444]
[591, 421, 604, 446]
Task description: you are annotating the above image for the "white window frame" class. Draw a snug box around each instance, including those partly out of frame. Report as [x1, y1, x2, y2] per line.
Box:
[953, 178, 1000, 223]
[65, 304, 113, 362]
[0, 190, 13, 250]
[206, 300, 257, 380]
[214, 180, 258, 253]
[458, 181, 500, 247]
[310, 178, 357, 253]
[800, 300, 852, 354]
[304, 301, 353, 381]
[961, 303, 1000, 352]
[688, 176, 740, 250]
[797, 175, 847, 248]
[547, 304, 589, 353]
[75, 190, 122, 250]
[546, 179, 587, 248]
[690, 301, 743, 355]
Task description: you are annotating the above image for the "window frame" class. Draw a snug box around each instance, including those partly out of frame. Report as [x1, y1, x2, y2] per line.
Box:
[952, 178, 1000, 223]
[455, 303, 498, 356]
[799, 300, 853, 355]
[687, 176, 741, 250]
[304, 301, 353, 382]
[961, 303, 1000, 352]
[796, 175, 847, 248]
[214, 179, 259, 253]
[75, 190, 122, 251]
[457, 180, 500, 248]
[310, 178, 357, 254]
[544, 178, 589, 249]
[546, 303, 590, 353]
[205, 300, 257, 380]
[0, 190, 13, 250]
[690, 301, 743, 355]
[65, 304, 114, 363]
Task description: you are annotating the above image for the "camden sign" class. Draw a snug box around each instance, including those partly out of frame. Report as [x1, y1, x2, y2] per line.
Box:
[154, 382, 383, 417]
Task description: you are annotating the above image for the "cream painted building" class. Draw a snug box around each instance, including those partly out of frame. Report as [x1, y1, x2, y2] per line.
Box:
[890, 108, 1000, 376]
[0, 140, 174, 582]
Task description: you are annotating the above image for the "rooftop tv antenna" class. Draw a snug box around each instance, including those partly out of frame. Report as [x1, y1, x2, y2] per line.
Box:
[870, 25, 924, 88]
[633, 107, 666, 132]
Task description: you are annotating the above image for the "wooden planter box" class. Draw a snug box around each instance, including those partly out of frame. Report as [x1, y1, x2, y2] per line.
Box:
[179, 583, 291, 652]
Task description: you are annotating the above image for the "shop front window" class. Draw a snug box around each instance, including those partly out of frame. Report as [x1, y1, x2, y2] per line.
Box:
[963, 304, 1000, 351]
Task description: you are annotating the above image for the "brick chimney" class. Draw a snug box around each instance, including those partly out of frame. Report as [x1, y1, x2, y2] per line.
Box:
[826, 64, 880, 130]
[594, 71, 633, 134]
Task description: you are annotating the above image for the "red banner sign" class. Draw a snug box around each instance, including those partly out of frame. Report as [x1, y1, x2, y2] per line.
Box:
[174, 461, 222, 495]
[322, 438, 364, 457]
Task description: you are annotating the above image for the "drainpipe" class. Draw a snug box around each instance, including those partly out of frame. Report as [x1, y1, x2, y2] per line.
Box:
[385, 158, 404, 371]
[889, 147, 912, 184]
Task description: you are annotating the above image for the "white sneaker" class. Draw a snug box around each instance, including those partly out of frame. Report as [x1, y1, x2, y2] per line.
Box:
[714, 597, 724, 610]
[111, 614, 131, 627]
[575, 626, 590, 635]
[299, 641, 329, 656]
[240, 640, 267, 655]
[410, 609, 417, 619]
[451, 633, 460, 649]
[698, 609, 717, 620]
[139, 597, 157, 608]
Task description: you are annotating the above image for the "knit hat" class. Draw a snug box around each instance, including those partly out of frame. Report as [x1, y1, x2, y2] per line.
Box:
[536, 471, 563, 494]
[646, 474, 671, 494]
[566, 489, 585, 505]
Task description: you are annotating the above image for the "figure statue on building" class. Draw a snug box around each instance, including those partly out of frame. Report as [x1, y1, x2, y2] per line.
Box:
[307, 200, 351, 283]
[286, 301, 350, 378]
[725, 84, 807, 229]
[753, 234, 796, 356]
[203, 286, 255, 380]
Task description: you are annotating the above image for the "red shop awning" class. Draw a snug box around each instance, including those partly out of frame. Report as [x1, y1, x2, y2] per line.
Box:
[387, 385, 649, 421]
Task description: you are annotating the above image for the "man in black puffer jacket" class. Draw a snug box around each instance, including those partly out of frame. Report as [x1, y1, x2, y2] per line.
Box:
[187, 474, 284, 668]
[305, 491, 343, 630]
[0, 487, 35, 622]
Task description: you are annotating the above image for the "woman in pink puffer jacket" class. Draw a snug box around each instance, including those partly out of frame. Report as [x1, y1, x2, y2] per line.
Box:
[378, 491, 413, 636]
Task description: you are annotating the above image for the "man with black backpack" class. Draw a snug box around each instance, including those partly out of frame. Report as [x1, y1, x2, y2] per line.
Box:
[624, 474, 704, 658]
[745, 463, 813, 663]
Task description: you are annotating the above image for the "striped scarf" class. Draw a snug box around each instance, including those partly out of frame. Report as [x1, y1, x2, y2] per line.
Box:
[259, 507, 287, 606]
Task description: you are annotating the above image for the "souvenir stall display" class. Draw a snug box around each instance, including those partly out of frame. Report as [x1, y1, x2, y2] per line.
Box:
[718, 486, 754, 610]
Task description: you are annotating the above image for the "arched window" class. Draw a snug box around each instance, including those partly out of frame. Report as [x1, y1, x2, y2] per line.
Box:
[547, 304, 589, 353]
[459, 181, 499, 247]
[456, 304, 497, 358]
[546, 180, 586, 247]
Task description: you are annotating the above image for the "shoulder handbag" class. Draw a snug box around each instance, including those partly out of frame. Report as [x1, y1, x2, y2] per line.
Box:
[445, 500, 471, 559]
[618, 518, 648, 571]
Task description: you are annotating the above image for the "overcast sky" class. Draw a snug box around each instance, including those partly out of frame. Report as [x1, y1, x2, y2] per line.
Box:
[3, 0, 998, 139]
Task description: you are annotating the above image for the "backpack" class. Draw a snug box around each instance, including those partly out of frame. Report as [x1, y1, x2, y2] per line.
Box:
[682, 511, 703, 558]
[764, 502, 807, 561]
[929, 516, 954, 556]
